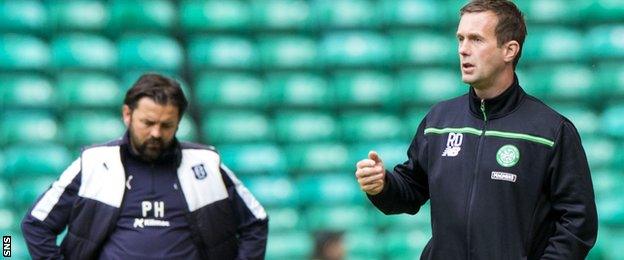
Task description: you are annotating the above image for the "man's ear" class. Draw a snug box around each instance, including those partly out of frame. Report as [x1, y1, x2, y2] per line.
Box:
[122, 105, 132, 127]
[503, 40, 520, 63]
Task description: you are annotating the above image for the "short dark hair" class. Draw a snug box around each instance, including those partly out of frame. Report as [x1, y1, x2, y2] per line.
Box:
[460, 0, 527, 68]
[123, 73, 188, 119]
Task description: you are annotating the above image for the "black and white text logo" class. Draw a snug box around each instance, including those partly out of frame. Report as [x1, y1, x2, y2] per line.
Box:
[442, 133, 463, 157]
[3, 236, 11, 257]
[133, 201, 170, 228]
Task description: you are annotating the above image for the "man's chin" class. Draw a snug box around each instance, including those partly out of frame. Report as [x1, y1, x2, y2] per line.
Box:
[461, 75, 475, 84]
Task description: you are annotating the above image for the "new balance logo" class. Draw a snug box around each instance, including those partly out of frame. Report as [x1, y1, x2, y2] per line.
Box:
[442, 133, 463, 157]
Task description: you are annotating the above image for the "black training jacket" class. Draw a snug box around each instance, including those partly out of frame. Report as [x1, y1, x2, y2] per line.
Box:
[369, 76, 598, 259]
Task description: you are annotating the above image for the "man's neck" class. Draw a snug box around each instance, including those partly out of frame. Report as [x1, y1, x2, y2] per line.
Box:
[472, 69, 515, 100]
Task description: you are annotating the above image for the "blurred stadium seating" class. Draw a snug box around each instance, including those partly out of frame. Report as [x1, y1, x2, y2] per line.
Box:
[0, 0, 622, 259]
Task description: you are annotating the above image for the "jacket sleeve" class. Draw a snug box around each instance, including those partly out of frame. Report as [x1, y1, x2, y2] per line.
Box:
[367, 118, 430, 215]
[541, 120, 598, 259]
[220, 164, 268, 260]
[21, 159, 82, 260]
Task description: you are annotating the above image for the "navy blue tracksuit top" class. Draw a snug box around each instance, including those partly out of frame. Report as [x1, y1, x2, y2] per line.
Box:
[98, 143, 200, 259]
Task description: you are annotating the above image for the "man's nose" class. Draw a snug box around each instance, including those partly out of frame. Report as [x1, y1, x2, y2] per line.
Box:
[459, 41, 470, 56]
[150, 126, 162, 138]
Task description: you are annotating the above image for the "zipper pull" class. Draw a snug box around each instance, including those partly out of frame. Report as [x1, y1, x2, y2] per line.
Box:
[480, 99, 487, 121]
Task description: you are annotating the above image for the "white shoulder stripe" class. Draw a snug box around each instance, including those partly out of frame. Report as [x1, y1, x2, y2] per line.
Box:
[31, 159, 81, 221]
[221, 164, 267, 220]
[178, 149, 229, 212]
[78, 146, 126, 208]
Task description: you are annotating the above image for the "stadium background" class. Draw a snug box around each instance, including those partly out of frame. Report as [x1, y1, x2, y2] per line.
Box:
[0, 0, 623, 259]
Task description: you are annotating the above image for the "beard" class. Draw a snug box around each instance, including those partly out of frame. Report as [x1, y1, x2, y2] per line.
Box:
[129, 125, 172, 162]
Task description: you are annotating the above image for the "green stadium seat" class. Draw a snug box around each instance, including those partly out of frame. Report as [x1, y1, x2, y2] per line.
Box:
[381, 0, 447, 27]
[398, 69, 464, 105]
[527, 65, 595, 102]
[333, 71, 397, 107]
[595, 63, 624, 100]
[187, 36, 257, 70]
[250, 0, 314, 31]
[62, 111, 125, 148]
[118, 34, 183, 72]
[0, 0, 47, 34]
[384, 229, 431, 260]
[615, 145, 624, 171]
[274, 111, 338, 143]
[0, 74, 54, 108]
[582, 137, 617, 170]
[344, 230, 383, 259]
[244, 176, 297, 207]
[518, 0, 582, 24]
[405, 107, 430, 135]
[588, 25, 624, 59]
[592, 169, 624, 200]
[596, 196, 624, 226]
[109, 0, 175, 33]
[0, 208, 17, 233]
[51, 34, 116, 70]
[304, 205, 373, 231]
[13, 176, 57, 208]
[257, 35, 318, 69]
[265, 231, 312, 260]
[349, 141, 410, 172]
[0, 34, 50, 70]
[582, 0, 624, 22]
[285, 143, 349, 172]
[265, 73, 332, 108]
[201, 110, 273, 144]
[320, 32, 392, 68]
[551, 104, 599, 137]
[218, 143, 287, 175]
[0, 111, 59, 146]
[119, 71, 191, 97]
[265, 207, 302, 232]
[177, 116, 198, 142]
[3, 144, 72, 179]
[297, 173, 365, 206]
[0, 180, 12, 207]
[194, 73, 266, 108]
[522, 27, 587, 63]
[57, 72, 121, 109]
[340, 112, 403, 142]
[445, 0, 471, 25]
[391, 31, 456, 65]
[315, 0, 380, 29]
[375, 203, 431, 229]
[47, 0, 108, 32]
[516, 69, 549, 100]
[602, 231, 624, 260]
[600, 104, 624, 139]
[179, 0, 250, 32]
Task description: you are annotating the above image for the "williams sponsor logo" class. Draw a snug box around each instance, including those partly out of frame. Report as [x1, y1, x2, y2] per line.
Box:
[133, 218, 170, 228]
[491, 171, 517, 183]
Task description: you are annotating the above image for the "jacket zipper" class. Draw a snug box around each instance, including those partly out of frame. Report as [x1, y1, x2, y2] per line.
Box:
[466, 99, 488, 259]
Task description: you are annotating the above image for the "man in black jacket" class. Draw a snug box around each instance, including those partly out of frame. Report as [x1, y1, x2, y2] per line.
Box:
[355, 1, 598, 259]
[22, 74, 269, 259]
